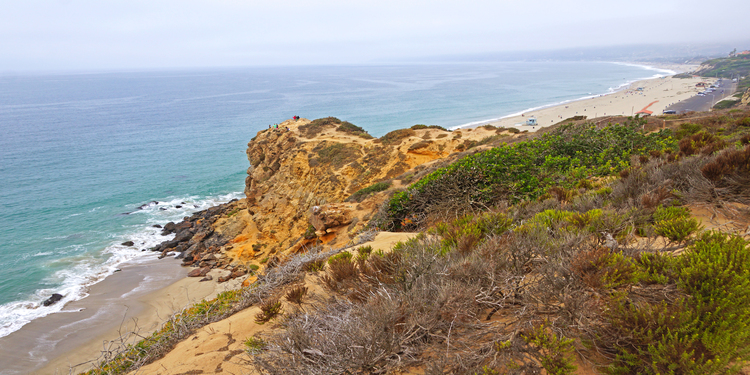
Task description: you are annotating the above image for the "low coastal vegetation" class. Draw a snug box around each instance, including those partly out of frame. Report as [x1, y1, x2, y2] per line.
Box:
[346, 181, 392, 202]
[86, 109, 750, 374]
[298, 116, 374, 139]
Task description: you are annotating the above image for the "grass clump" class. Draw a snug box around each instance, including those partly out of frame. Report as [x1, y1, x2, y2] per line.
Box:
[298, 116, 340, 138]
[336, 121, 373, 139]
[254, 298, 283, 324]
[678, 131, 726, 156]
[523, 321, 577, 375]
[355, 245, 372, 262]
[346, 181, 391, 202]
[379, 128, 415, 145]
[652, 205, 702, 242]
[245, 336, 267, 355]
[285, 285, 308, 305]
[411, 124, 449, 131]
[312, 141, 360, 169]
[434, 212, 513, 254]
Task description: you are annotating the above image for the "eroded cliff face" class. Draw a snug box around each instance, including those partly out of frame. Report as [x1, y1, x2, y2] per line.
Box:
[741, 90, 750, 106]
[153, 118, 512, 278]
[233, 118, 505, 265]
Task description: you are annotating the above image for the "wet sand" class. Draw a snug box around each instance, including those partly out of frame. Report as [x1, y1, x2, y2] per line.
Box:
[0, 257, 237, 375]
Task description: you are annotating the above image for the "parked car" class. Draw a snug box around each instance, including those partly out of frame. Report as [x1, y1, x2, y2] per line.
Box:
[663, 110, 677, 114]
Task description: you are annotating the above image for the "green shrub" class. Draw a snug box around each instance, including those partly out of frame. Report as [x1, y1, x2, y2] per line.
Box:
[604, 231, 750, 375]
[435, 212, 513, 254]
[523, 321, 576, 375]
[652, 205, 701, 242]
[382, 121, 675, 229]
[678, 131, 726, 155]
[674, 123, 702, 139]
[572, 247, 638, 289]
[302, 259, 325, 273]
[328, 251, 353, 265]
[653, 204, 689, 221]
[356, 245, 373, 262]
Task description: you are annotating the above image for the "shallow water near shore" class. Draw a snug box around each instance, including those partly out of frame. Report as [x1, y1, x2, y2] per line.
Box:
[0, 258, 187, 374]
[0, 62, 670, 364]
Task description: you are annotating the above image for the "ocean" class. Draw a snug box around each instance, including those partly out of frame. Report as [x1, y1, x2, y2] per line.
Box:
[0, 61, 673, 341]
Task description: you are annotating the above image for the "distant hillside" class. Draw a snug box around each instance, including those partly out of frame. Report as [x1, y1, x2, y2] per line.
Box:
[695, 54, 750, 79]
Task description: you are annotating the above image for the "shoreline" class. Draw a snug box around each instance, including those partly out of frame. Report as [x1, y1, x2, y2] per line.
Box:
[455, 61, 703, 131]
[0, 256, 242, 374]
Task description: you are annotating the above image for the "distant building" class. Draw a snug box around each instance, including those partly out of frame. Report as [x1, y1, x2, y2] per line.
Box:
[738, 51, 750, 55]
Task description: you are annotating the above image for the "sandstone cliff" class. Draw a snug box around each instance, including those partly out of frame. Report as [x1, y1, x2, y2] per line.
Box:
[149, 117, 513, 282]
[236, 117, 507, 262]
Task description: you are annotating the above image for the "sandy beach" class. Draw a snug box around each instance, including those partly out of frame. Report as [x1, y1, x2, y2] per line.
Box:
[0, 257, 243, 375]
[470, 70, 714, 132]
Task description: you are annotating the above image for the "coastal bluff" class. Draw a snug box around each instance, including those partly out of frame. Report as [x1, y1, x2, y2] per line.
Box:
[153, 117, 512, 282]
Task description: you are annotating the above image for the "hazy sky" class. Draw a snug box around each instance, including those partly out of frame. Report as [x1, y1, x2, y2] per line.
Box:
[2, 0, 749, 72]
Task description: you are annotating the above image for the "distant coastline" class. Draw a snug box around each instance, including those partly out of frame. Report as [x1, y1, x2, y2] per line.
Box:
[454, 61, 702, 131]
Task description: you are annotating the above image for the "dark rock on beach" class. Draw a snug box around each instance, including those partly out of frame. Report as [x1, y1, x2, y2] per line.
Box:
[43, 293, 63, 307]
[152, 199, 247, 279]
[187, 267, 211, 277]
[121, 241, 135, 247]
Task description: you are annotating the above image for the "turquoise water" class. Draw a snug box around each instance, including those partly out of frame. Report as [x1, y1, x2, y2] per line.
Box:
[0, 62, 671, 337]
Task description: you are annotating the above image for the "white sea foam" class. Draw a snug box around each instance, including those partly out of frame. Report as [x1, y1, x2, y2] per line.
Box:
[0, 191, 244, 339]
[120, 274, 175, 299]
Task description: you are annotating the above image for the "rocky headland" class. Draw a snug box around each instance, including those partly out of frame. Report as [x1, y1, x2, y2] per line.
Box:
[148, 117, 512, 286]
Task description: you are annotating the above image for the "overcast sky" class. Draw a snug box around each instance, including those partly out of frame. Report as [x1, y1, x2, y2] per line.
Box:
[1, 0, 749, 72]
